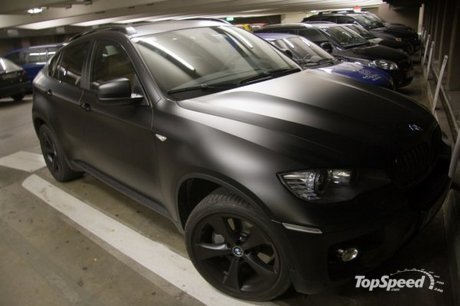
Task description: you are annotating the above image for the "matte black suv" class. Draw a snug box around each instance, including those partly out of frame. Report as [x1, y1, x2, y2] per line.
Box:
[255, 23, 414, 88]
[32, 20, 450, 301]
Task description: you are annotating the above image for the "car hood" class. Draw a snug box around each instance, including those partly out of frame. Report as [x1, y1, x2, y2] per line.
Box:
[177, 70, 434, 166]
[318, 62, 392, 88]
[342, 44, 408, 62]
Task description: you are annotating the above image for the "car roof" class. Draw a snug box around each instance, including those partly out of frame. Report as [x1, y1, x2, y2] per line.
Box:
[5, 43, 64, 54]
[69, 19, 233, 42]
[254, 32, 301, 40]
[257, 23, 316, 31]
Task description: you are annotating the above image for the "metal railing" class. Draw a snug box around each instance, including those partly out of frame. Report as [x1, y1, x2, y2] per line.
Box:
[420, 29, 458, 178]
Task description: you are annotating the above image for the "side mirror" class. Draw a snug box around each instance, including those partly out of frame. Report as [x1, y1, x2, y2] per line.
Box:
[282, 49, 294, 59]
[97, 78, 143, 105]
[320, 42, 333, 53]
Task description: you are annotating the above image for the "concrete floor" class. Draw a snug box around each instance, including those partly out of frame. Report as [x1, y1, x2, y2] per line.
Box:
[0, 68, 455, 306]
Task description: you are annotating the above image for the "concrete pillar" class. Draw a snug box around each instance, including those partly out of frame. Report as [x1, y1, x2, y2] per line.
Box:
[433, 0, 448, 60]
[446, 0, 460, 90]
[438, 0, 457, 63]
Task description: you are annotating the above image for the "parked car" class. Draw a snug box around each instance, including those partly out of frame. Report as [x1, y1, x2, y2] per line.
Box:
[255, 32, 393, 89]
[255, 23, 414, 88]
[341, 23, 410, 53]
[4, 43, 64, 87]
[302, 12, 420, 53]
[0, 57, 28, 101]
[33, 20, 450, 301]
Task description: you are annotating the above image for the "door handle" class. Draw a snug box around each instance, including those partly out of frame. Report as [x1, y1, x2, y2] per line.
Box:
[46, 89, 53, 96]
[80, 102, 91, 112]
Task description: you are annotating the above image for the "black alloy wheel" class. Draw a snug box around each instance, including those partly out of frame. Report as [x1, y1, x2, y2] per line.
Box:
[38, 125, 82, 181]
[185, 189, 290, 301]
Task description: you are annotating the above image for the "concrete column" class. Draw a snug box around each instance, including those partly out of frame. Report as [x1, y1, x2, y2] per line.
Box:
[446, 0, 460, 90]
[433, 0, 448, 59]
[438, 0, 457, 62]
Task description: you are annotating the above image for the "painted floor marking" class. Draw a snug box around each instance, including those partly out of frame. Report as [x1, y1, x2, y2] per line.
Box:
[22, 174, 273, 306]
[0, 151, 45, 172]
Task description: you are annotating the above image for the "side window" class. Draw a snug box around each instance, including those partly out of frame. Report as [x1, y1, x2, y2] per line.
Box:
[48, 52, 61, 78]
[298, 28, 328, 43]
[26, 48, 48, 64]
[90, 41, 142, 95]
[56, 42, 90, 87]
[337, 16, 354, 24]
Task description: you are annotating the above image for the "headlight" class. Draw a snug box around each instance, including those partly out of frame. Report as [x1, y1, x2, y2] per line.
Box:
[370, 59, 399, 70]
[395, 37, 403, 42]
[280, 169, 355, 201]
[279, 169, 391, 203]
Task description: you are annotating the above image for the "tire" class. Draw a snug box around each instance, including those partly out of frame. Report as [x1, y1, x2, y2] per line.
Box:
[185, 188, 290, 301]
[38, 125, 82, 182]
[11, 94, 24, 102]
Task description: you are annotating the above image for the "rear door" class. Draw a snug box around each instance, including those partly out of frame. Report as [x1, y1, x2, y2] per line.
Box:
[44, 40, 91, 161]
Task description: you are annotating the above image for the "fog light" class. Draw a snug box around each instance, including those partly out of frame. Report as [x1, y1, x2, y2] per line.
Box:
[337, 248, 359, 262]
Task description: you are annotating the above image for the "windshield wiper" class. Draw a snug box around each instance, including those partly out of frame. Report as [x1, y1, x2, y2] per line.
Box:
[238, 67, 301, 85]
[167, 83, 237, 95]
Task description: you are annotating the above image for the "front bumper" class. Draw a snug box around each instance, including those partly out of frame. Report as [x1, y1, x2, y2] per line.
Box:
[279, 150, 450, 294]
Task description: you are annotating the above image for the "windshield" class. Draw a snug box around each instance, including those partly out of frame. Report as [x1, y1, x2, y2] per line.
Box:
[134, 26, 299, 99]
[269, 36, 334, 68]
[353, 15, 385, 29]
[344, 24, 376, 39]
[321, 26, 369, 48]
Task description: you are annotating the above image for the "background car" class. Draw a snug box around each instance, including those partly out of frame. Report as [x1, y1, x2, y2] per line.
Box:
[4, 43, 64, 88]
[255, 32, 394, 89]
[341, 23, 411, 53]
[302, 12, 419, 54]
[255, 23, 413, 88]
[0, 57, 28, 101]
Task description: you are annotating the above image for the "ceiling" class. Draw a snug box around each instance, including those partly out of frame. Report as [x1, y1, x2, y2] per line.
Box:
[0, 0, 384, 30]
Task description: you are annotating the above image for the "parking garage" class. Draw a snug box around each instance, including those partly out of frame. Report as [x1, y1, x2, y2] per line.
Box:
[0, 1, 459, 305]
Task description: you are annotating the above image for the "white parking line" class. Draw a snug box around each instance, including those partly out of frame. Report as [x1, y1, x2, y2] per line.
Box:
[22, 174, 273, 306]
[0, 151, 45, 172]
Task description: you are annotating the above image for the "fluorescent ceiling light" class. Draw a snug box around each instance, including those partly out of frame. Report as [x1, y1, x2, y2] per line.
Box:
[27, 7, 46, 14]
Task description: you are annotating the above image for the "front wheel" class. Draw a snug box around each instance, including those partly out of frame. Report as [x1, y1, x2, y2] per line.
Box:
[185, 188, 290, 301]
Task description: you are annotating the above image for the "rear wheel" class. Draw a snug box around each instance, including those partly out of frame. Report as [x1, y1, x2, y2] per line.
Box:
[11, 94, 24, 102]
[185, 188, 290, 301]
[38, 125, 82, 182]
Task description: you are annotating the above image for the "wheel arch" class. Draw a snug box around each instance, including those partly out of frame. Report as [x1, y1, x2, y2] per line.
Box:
[175, 172, 273, 231]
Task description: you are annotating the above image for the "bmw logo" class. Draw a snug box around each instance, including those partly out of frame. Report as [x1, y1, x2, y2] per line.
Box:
[408, 124, 423, 132]
[232, 246, 244, 257]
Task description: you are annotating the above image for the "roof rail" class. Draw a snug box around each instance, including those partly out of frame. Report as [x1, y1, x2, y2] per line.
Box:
[67, 26, 137, 42]
[173, 17, 231, 24]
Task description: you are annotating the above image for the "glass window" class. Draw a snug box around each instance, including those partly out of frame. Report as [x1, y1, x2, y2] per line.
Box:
[56, 41, 90, 87]
[298, 28, 329, 44]
[90, 41, 139, 91]
[271, 36, 334, 68]
[336, 16, 354, 24]
[26, 48, 48, 64]
[321, 26, 368, 48]
[134, 26, 298, 99]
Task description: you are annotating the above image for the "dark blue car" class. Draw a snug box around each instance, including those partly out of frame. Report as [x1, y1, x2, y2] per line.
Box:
[4, 44, 64, 88]
[255, 32, 393, 89]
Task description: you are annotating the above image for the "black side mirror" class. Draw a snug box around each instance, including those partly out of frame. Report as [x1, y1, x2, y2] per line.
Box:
[282, 49, 294, 59]
[97, 78, 143, 105]
[320, 42, 333, 53]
